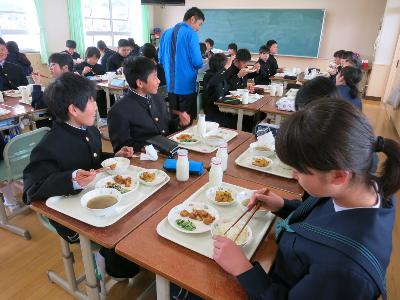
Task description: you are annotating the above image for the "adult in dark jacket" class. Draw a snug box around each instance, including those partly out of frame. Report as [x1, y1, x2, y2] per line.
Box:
[6, 41, 33, 76]
[0, 38, 28, 91]
[108, 56, 172, 152]
[97, 40, 116, 71]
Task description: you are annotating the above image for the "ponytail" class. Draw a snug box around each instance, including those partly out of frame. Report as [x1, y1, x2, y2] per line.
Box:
[348, 83, 359, 99]
[376, 137, 400, 199]
[340, 66, 362, 99]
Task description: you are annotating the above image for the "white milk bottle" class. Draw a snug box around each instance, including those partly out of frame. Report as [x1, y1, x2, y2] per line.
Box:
[209, 157, 223, 187]
[216, 143, 228, 171]
[197, 113, 206, 137]
[176, 149, 189, 182]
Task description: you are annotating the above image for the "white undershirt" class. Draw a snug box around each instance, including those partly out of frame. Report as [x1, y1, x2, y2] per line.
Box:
[333, 196, 381, 212]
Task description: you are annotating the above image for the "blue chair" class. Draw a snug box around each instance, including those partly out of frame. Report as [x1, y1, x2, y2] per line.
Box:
[0, 127, 50, 239]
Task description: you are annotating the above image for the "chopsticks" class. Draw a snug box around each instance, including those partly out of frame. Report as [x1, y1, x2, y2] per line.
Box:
[32, 72, 50, 79]
[224, 189, 269, 241]
[72, 166, 112, 181]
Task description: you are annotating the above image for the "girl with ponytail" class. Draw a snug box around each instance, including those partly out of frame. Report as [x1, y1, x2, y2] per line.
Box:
[213, 99, 399, 300]
[336, 66, 362, 110]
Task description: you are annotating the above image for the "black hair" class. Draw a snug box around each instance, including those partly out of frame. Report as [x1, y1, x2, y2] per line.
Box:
[123, 56, 157, 89]
[183, 7, 205, 21]
[66, 40, 77, 49]
[49, 53, 73, 72]
[44, 72, 96, 122]
[339, 66, 362, 98]
[6, 41, 19, 53]
[276, 98, 400, 200]
[209, 53, 227, 72]
[345, 54, 362, 69]
[85, 46, 100, 59]
[295, 77, 338, 110]
[334, 49, 346, 58]
[141, 43, 157, 61]
[342, 50, 354, 60]
[236, 49, 251, 62]
[199, 42, 207, 55]
[97, 40, 107, 50]
[118, 39, 130, 48]
[228, 43, 237, 51]
[0, 38, 5, 45]
[205, 38, 214, 47]
[127, 38, 137, 48]
[266, 40, 277, 50]
[259, 45, 269, 54]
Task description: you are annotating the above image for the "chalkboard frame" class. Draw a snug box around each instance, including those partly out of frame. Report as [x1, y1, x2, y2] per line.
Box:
[199, 9, 326, 58]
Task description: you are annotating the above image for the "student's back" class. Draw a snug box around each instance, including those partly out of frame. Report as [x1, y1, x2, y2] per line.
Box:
[336, 66, 362, 110]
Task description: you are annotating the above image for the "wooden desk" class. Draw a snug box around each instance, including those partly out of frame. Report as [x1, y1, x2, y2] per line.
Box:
[214, 95, 272, 130]
[30, 158, 205, 300]
[260, 97, 294, 116]
[115, 175, 299, 300]
[270, 76, 305, 84]
[225, 137, 303, 198]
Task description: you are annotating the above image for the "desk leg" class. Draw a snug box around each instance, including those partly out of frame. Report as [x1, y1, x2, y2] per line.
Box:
[80, 235, 100, 300]
[237, 109, 244, 131]
[156, 274, 170, 300]
[105, 89, 111, 112]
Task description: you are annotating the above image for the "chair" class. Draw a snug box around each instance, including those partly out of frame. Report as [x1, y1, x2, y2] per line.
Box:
[0, 127, 50, 239]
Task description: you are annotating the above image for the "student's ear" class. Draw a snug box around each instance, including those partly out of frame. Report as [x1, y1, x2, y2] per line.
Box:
[136, 79, 144, 89]
[329, 170, 351, 186]
[67, 104, 79, 117]
[62, 65, 70, 73]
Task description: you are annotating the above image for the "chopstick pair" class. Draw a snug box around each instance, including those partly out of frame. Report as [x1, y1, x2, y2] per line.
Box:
[224, 189, 269, 242]
[72, 166, 111, 182]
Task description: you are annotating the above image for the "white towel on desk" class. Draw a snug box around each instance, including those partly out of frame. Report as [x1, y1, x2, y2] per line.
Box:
[276, 97, 296, 112]
[140, 145, 158, 161]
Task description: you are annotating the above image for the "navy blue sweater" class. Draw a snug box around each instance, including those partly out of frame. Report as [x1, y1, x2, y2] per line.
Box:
[337, 85, 362, 110]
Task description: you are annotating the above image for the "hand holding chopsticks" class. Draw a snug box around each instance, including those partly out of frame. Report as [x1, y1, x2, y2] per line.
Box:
[72, 165, 115, 187]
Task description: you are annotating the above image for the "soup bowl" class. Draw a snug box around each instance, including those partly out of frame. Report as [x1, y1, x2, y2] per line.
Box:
[81, 188, 122, 217]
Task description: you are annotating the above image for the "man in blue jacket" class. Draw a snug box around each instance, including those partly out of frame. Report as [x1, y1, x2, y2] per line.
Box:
[158, 7, 204, 128]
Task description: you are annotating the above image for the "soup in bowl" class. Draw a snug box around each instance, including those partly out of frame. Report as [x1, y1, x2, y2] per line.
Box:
[81, 188, 122, 216]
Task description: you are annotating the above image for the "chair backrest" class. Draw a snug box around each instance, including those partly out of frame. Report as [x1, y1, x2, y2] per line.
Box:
[3, 127, 50, 181]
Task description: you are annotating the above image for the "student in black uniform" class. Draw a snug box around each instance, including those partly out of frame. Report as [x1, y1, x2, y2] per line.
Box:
[6, 41, 33, 76]
[73, 46, 105, 76]
[61, 40, 81, 63]
[265, 39, 280, 76]
[97, 40, 116, 71]
[106, 39, 132, 72]
[0, 38, 28, 91]
[141, 43, 166, 87]
[213, 99, 400, 300]
[128, 38, 141, 58]
[202, 53, 237, 128]
[252, 45, 272, 85]
[108, 56, 172, 152]
[23, 73, 139, 279]
[227, 43, 237, 57]
[205, 38, 214, 56]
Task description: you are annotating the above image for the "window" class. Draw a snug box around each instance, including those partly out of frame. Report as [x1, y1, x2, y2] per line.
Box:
[83, 0, 137, 48]
[0, 0, 40, 52]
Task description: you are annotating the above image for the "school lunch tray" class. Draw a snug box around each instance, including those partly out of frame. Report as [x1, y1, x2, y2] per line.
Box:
[46, 165, 170, 227]
[235, 148, 293, 179]
[170, 127, 238, 154]
[156, 181, 275, 259]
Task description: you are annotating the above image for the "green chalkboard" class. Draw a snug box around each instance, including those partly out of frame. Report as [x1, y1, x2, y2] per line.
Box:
[199, 9, 325, 57]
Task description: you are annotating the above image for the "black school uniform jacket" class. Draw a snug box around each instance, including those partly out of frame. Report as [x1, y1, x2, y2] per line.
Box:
[73, 61, 105, 76]
[237, 196, 395, 300]
[61, 50, 80, 60]
[23, 122, 113, 204]
[100, 47, 116, 70]
[108, 90, 170, 152]
[107, 52, 125, 72]
[267, 54, 279, 77]
[252, 58, 273, 85]
[225, 64, 246, 91]
[0, 61, 28, 91]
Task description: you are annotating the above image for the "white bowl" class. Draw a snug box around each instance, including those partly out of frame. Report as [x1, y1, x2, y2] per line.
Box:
[229, 90, 239, 96]
[81, 188, 122, 217]
[206, 185, 237, 206]
[211, 219, 252, 246]
[249, 142, 275, 157]
[137, 169, 167, 186]
[95, 174, 138, 196]
[204, 134, 226, 147]
[101, 157, 130, 175]
[251, 156, 273, 169]
[237, 190, 269, 218]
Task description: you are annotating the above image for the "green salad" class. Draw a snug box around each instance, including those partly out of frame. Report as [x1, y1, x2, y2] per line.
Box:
[176, 218, 196, 231]
[106, 182, 130, 194]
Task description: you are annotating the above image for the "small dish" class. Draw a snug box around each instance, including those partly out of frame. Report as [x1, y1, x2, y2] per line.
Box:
[206, 185, 237, 206]
[204, 133, 226, 147]
[237, 191, 269, 218]
[137, 169, 167, 186]
[173, 133, 200, 145]
[211, 219, 252, 246]
[101, 157, 130, 175]
[95, 174, 138, 196]
[81, 188, 122, 217]
[249, 142, 275, 157]
[251, 156, 273, 169]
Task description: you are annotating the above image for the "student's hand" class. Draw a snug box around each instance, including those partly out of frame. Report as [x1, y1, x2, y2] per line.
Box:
[117, 67, 123, 75]
[213, 236, 253, 276]
[82, 66, 92, 75]
[253, 63, 261, 73]
[238, 68, 248, 78]
[179, 112, 191, 127]
[115, 146, 134, 158]
[32, 71, 41, 85]
[224, 55, 235, 70]
[247, 188, 284, 212]
[74, 169, 96, 187]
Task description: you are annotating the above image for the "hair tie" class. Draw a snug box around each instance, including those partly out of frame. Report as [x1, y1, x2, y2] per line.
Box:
[375, 136, 385, 152]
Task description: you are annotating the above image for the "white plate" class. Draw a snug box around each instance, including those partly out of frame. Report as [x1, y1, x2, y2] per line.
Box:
[206, 185, 237, 206]
[95, 174, 139, 196]
[4, 90, 21, 97]
[101, 157, 130, 175]
[137, 169, 168, 186]
[173, 133, 200, 145]
[168, 202, 220, 234]
[251, 156, 273, 169]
